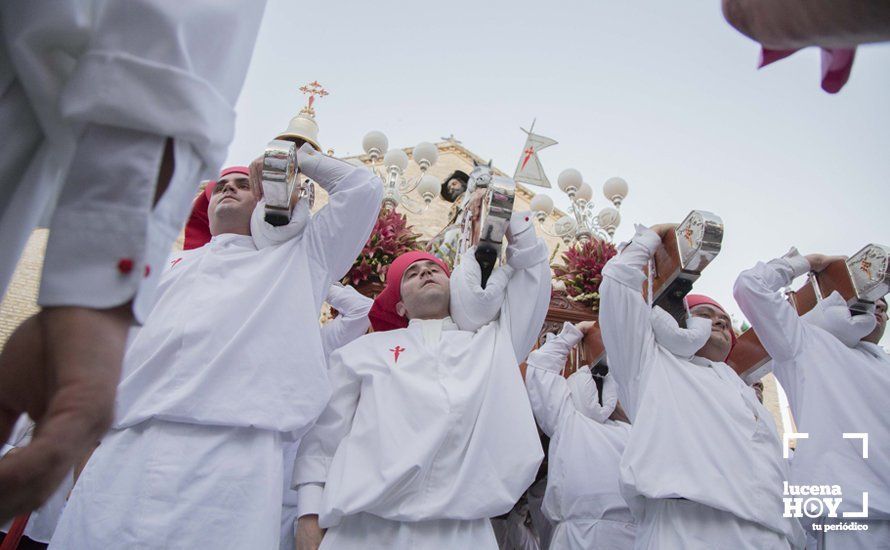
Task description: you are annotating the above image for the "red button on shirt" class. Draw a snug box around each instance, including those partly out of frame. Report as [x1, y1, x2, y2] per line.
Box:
[117, 258, 134, 274]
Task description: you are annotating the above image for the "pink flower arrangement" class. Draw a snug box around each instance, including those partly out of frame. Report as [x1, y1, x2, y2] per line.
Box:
[344, 208, 422, 286]
[552, 238, 617, 311]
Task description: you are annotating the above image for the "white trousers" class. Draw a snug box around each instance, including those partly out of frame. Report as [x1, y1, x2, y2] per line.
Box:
[320, 512, 498, 550]
[50, 419, 283, 550]
[635, 499, 794, 550]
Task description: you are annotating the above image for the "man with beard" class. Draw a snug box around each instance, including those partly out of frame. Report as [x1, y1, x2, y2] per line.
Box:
[429, 170, 471, 265]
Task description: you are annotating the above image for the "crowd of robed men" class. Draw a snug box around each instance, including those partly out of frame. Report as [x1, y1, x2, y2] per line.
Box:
[1, 2, 889, 550]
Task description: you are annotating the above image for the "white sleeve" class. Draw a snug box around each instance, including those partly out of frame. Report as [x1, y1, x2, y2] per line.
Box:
[302, 148, 384, 283]
[57, 0, 267, 170]
[38, 125, 202, 323]
[292, 349, 361, 516]
[295, 483, 325, 518]
[449, 247, 513, 332]
[599, 225, 661, 420]
[525, 323, 583, 437]
[501, 211, 552, 363]
[321, 285, 373, 358]
[733, 249, 811, 363]
[31, 1, 266, 321]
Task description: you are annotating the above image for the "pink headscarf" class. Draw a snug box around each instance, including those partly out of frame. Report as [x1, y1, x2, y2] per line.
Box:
[183, 166, 250, 250]
[368, 251, 451, 332]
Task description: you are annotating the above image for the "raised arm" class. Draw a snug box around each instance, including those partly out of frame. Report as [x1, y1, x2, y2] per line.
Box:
[292, 349, 361, 518]
[598, 224, 663, 420]
[502, 211, 552, 363]
[732, 248, 813, 363]
[302, 145, 383, 282]
[525, 323, 583, 436]
[321, 285, 372, 358]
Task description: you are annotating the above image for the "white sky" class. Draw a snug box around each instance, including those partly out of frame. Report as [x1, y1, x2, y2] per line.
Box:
[227, 0, 890, 336]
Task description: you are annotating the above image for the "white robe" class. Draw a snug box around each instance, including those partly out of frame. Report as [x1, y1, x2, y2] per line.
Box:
[0, 1, 264, 320]
[734, 252, 890, 549]
[113, 164, 380, 434]
[1, 416, 72, 544]
[293, 221, 551, 549]
[50, 162, 382, 550]
[280, 284, 373, 550]
[526, 323, 635, 550]
[599, 225, 806, 550]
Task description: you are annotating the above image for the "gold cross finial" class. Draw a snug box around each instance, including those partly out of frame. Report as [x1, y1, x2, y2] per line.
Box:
[299, 80, 329, 115]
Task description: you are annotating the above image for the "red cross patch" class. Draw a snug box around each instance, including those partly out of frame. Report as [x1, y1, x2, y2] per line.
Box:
[390, 346, 405, 364]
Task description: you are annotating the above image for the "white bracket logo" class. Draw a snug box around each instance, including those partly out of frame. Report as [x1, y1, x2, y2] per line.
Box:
[782, 432, 869, 519]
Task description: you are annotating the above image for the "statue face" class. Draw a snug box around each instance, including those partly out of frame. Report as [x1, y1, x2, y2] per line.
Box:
[446, 178, 467, 201]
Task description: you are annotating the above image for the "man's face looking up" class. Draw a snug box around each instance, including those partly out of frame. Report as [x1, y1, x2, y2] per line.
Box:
[396, 260, 451, 320]
[690, 303, 733, 362]
[208, 173, 256, 235]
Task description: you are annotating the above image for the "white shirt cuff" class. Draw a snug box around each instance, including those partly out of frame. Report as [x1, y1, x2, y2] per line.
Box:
[296, 483, 324, 517]
[558, 321, 584, 347]
[507, 210, 534, 240]
[780, 247, 811, 279]
[633, 224, 662, 256]
[297, 143, 358, 192]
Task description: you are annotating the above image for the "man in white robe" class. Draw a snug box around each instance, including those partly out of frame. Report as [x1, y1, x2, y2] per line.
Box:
[173, 187, 377, 550]
[734, 250, 890, 549]
[525, 321, 635, 550]
[599, 223, 806, 549]
[280, 283, 373, 550]
[293, 213, 551, 549]
[0, 1, 266, 519]
[49, 146, 382, 549]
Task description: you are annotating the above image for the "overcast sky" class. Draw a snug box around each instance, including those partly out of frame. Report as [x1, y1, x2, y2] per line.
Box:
[227, 0, 890, 333]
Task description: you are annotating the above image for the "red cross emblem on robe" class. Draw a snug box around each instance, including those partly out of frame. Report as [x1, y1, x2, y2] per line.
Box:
[390, 346, 405, 363]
